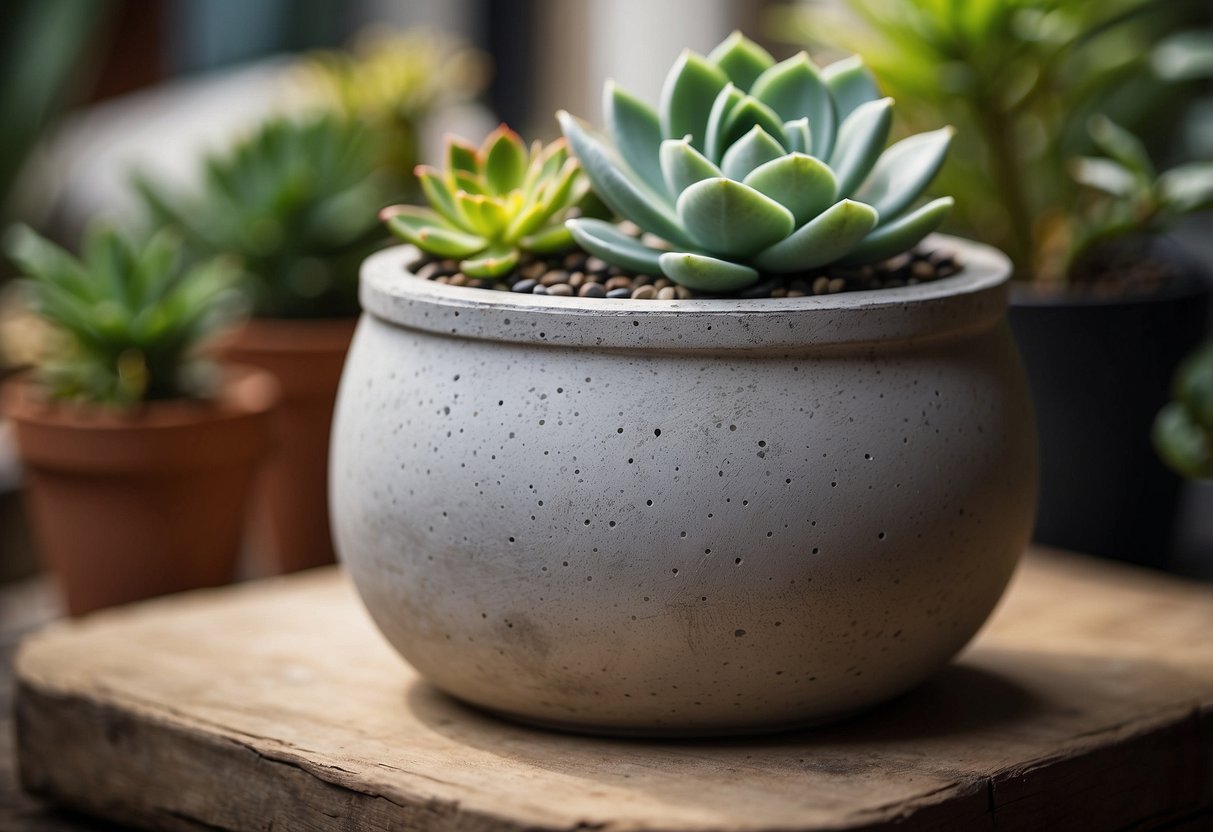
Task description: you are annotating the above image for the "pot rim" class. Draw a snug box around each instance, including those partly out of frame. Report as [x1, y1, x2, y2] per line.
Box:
[2, 365, 279, 433]
[359, 233, 1012, 352]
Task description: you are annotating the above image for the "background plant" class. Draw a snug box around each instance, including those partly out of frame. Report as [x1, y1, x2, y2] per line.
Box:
[775, 0, 1211, 284]
[1070, 115, 1213, 270]
[383, 127, 591, 278]
[135, 114, 387, 319]
[5, 224, 242, 405]
[296, 27, 490, 197]
[1155, 341, 1213, 479]
[559, 32, 953, 291]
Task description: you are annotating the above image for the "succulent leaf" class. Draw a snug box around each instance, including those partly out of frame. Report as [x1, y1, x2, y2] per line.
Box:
[559, 111, 695, 247]
[483, 126, 528, 195]
[783, 117, 812, 155]
[707, 31, 776, 90]
[753, 199, 879, 273]
[659, 50, 729, 149]
[462, 244, 520, 278]
[519, 224, 576, 254]
[721, 96, 789, 155]
[676, 178, 794, 257]
[854, 126, 954, 222]
[416, 166, 473, 231]
[821, 55, 881, 122]
[743, 153, 837, 226]
[386, 209, 487, 259]
[567, 218, 665, 275]
[605, 81, 666, 190]
[705, 84, 745, 163]
[835, 197, 953, 265]
[658, 251, 759, 291]
[750, 53, 836, 159]
[660, 138, 723, 200]
[829, 97, 893, 197]
[447, 137, 479, 174]
[721, 126, 787, 181]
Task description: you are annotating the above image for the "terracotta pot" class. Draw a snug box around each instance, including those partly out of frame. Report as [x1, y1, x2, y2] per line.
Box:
[4, 369, 278, 615]
[331, 237, 1037, 736]
[215, 318, 356, 574]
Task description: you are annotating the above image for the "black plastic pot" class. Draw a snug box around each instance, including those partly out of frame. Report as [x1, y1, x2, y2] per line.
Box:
[1009, 262, 1210, 569]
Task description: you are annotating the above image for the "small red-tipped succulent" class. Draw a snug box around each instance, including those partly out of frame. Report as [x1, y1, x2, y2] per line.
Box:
[383, 126, 589, 278]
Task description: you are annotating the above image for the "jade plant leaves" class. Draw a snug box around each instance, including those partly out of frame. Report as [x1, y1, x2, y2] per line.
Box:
[559, 32, 956, 289]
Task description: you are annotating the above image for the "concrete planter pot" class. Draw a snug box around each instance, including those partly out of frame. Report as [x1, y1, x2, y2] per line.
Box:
[331, 235, 1037, 736]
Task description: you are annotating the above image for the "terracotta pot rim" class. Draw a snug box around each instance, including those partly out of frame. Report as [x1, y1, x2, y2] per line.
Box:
[359, 233, 1012, 352]
[3, 365, 279, 433]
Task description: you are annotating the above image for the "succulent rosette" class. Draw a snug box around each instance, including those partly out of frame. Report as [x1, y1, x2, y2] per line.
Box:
[382, 126, 589, 279]
[558, 32, 955, 291]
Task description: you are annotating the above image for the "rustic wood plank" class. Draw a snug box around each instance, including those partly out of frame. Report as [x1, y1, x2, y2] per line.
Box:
[13, 548, 1213, 832]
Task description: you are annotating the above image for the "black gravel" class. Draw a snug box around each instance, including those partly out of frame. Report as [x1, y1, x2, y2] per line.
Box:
[406, 237, 961, 301]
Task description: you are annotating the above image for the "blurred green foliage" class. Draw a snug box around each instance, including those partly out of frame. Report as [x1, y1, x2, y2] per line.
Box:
[0, 0, 107, 220]
[5, 224, 242, 405]
[297, 27, 490, 197]
[134, 114, 388, 319]
[1155, 341, 1213, 479]
[776, 0, 1211, 283]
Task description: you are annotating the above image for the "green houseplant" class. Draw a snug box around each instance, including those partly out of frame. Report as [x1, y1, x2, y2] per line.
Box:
[1155, 341, 1213, 480]
[297, 27, 490, 198]
[135, 113, 387, 575]
[1, 225, 277, 614]
[332, 33, 1037, 736]
[782, 0, 1212, 567]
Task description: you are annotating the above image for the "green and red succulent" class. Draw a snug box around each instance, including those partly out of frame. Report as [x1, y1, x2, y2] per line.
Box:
[382, 126, 590, 279]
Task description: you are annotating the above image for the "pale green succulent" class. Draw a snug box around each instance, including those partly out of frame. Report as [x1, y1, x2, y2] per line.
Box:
[558, 32, 955, 291]
[382, 126, 588, 279]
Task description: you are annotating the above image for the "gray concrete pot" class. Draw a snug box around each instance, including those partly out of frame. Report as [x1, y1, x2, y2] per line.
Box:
[331, 236, 1037, 736]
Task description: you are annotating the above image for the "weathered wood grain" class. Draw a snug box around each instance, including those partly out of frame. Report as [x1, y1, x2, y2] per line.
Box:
[13, 548, 1213, 831]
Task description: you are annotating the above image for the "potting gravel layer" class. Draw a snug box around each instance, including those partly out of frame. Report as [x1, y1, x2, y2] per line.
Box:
[404, 228, 960, 300]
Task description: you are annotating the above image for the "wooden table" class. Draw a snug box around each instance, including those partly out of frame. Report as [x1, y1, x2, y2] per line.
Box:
[9, 548, 1213, 831]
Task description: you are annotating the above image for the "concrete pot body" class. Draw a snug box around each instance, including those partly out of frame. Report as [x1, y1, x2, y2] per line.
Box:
[332, 237, 1037, 736]
[4, 369, 277, 615]
[216, 318, 356, 574]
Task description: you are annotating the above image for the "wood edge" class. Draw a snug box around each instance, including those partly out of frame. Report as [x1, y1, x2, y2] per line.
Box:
[14, 668, 1213, 832]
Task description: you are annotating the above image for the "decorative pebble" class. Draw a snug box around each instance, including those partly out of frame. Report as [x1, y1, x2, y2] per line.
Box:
[519, 262, 546, 280]
[412, 246, 960, 302]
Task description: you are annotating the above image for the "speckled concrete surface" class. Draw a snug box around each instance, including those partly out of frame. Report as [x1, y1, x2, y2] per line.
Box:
[331, 236, 1037, 735]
